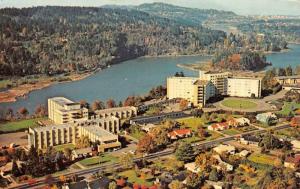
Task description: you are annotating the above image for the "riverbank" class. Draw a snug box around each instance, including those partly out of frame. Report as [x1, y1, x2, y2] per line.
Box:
[0, 72, 92, 103]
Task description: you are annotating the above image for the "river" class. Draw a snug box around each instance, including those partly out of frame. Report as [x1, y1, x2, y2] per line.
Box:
[1, 44, 300, 113]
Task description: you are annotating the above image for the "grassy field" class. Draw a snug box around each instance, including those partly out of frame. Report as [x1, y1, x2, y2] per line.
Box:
[274, 127, 300, 139]
[0, 79, 12, 89]
[53, 143, 76, 151]
[177, 117, 204, 131]
[222, 99, 257, 109]
[0, 118, 46, 132]
[222, 128, 241, 136]
[130, 130, 146, 140]
[248, 153, 276, 166]
[278, 102, 300, 116]
[78, 154, 119, 167]
[118, 170, 154, 186]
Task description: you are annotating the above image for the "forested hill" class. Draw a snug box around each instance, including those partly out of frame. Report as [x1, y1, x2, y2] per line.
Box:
[136, 3, 239, 26]
[0, 6, 226, 77]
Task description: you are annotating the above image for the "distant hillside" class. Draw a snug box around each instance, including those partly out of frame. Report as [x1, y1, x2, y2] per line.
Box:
[0, 6, 226, 76]
[136, 3, 238, 26]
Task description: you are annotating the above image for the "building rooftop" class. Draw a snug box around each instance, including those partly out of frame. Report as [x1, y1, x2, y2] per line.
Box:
[49, 97, 79, 106]
[275, 75, 300, 80]
[95, 106, 136, 114]
[80, 126, 117, 140]
[194, 80, 210, 86]
[228, 77, 262, 80]
[32, 124, 74, 132]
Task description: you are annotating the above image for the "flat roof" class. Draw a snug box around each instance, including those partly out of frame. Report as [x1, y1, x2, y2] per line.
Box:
[275, 75, 300, 79]
[32, 123, 73, 132]
[227, 77, 261, 80]
[49, 97, 78, 106]
[95, 106, 136, 114]
[81, 126, 117, 139]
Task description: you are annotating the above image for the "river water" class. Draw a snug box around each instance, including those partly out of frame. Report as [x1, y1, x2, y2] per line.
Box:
[1, 44, 300, 113]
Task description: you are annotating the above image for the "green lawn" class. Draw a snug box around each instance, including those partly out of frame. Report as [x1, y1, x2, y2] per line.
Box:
[206, 130, 223, 141]
[0, 79, 12, 89]
[130, 131, 146, 140]
[78, 154, 119, 167]
[176, 117, 204, 131]
[118, 170, 154, 187]
[0, 118, 46, 132]
[181, 136, 202, 143]
[222, 99, 257, 109]
[274, 127, 300, 139]
[248, 153, 276, 166]
[222, 128, 241, 136]
[278, 102, 300, 116]
[53, 143, 75, 151]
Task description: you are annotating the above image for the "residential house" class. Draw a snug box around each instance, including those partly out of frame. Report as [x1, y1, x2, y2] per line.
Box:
[168, 129, 192, 140]
[291, 140, 300, 151]
[208, 122, 229, 131]
[284, 154, 300, 169]
[256, 112, 278, 125]
[227, 117, 250, 127]
[141, 124, 158, 133]
[238, 150, 251, 157]
[213, 144, 235, 155]
[239, 135, 260, 146]
[206, 180, 225, 189]
[184, 162, 200, 173]
[212, 154, 234, 172]
[291, 116, 300, 127]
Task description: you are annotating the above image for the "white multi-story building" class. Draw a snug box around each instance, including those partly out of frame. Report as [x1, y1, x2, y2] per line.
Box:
[226, 77, 262, 98]
[167, 77, 198, 102]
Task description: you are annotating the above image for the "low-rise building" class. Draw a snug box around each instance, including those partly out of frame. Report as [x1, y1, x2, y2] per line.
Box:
[291, 140, 300, 151]
[239, 135, 260, 146]
[275, 75, 300, 85]
[184, 162, 200, 173]
[284, 154, 300, 169]
[71, 148, 93, 160]
[48, 97, 88, 124]
[168, 129, 192, 140]
[256, 112, 278, 125]
[228, 117, 250, 127]
[95, 106, 137, 119]
[213, 144, 236, 155]
[74, 116, 120, 134]
[208, 122, 229, 131]
[212, 154, 234, 171]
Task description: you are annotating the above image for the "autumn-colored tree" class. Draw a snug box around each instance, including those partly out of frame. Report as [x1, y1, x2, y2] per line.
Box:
[168, 180, 182, 189]
[106, 98, 116, 108]
[179, 99, 188, 110]
[59, 175, 66, 184]
[137, 134, 155, 154]
[149, 127, 169, 147]
[197, 125, 208, 139]
[195, 153, 212, 171]
[79, 100, 89, 109]
[18, 107, 29, 118]
[92, 100, 105, 111]
[35, 104, 46, 117]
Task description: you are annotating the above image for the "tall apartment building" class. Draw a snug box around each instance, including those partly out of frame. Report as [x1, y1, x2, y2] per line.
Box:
[167, 77, 215, 107]
[199, 70, 231, 95]
[167, 77, 198, 102]
[226, 77, 262, 98]
[48, 97, 89, 124]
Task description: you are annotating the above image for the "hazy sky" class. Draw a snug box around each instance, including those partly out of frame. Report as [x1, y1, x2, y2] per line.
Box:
[0, 0, 300, 15]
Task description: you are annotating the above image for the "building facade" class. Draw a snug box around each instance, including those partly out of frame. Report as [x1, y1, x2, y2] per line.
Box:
[226, 77, 262, 98]
[199, 70, 231, 95]
[95, 106, 137, 119]
[193, 80, 216, 107]
[48, 97, 88, 124]
[75, 116, 120, 134]
[167, 77, 198, 102]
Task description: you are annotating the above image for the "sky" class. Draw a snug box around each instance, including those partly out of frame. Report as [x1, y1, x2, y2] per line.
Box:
[0, 0, 300, 15]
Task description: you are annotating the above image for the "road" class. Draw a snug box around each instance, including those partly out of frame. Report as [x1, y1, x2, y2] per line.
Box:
[10, 123, 291, 189]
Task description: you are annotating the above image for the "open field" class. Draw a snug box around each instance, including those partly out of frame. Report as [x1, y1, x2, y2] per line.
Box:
[78, 154, 119, 167]
[118, 170, 154, 186]
[177, 117, 204, 131]
[248, 153, 277, 166]
[0, 118, 46, 133]
[277, 102, 300, 116]
[222, 128, 242, 136]
[274, 127, 300, 139]
[222, 99, 257, 109]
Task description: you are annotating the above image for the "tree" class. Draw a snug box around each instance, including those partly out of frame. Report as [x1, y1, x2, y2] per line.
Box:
[285, 65, 293, 76]
[175, 142, 195, 162]
[277, 68, 286, 76]
[18, 107, 29, 118]
[137, 135, 155, 154]
[295, 65, 300, 75]
[92, 100, 105, 111]
[168, 180, 183, 189]
[119, 153, 133, 169]
[63, 148, 72, 161]
[195, 153, 212, 171]
[197, 126, 208, 139]
[185, 173, 202, 189]
[209, 168, 219, 182]
[179, 99, 188, 110]
[79, 100, 89, 109]
[108, 181, 117, 189]
[149, 127, 169, 147]
[12, 159, 21, 177]
[106, 98, 116, 108]
[35, 104, 46, 117]
[76, 135, 90, 148]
